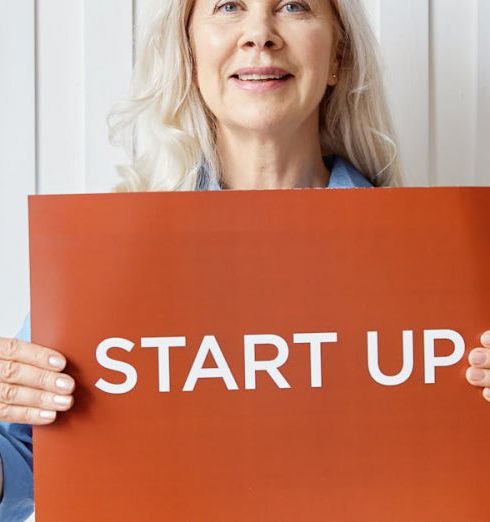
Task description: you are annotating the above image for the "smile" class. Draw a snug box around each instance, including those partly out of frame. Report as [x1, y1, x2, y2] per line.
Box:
[230, 74, 294, 92]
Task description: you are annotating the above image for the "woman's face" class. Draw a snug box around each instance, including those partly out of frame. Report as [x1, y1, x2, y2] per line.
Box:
[188, 0, 339, 135]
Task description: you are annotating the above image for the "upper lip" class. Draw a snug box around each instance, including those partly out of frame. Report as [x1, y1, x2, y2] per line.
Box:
[231, 67, 293, 77]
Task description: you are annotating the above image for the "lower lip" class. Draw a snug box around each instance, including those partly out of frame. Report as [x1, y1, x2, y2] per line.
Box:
[230, 76, 293, 92]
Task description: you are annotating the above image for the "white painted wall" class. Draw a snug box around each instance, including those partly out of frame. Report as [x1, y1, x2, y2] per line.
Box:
[1, 0, 133, 341]
[363, 0, 431, 187]
[0, 0, 36, 343]
[0, 1, 488, 520]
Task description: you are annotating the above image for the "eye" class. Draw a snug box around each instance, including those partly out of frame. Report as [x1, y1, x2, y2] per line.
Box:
[281, 2, 310, 13]
[215, 1, 309, 14]
[216, 1, 240, 13]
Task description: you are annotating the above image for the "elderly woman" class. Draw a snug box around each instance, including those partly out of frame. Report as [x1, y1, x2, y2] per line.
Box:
[0, 0, 489, 520]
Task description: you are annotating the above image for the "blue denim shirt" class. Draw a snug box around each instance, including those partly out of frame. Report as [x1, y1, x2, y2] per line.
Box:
[0, 154, 373, 521]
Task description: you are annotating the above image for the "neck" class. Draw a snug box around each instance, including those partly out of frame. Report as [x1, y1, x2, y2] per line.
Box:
[216, 116, 330, 190]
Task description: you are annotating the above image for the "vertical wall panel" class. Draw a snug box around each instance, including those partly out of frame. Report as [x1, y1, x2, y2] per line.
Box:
[377, 0, 431, 186]
[37, 0, 85, 194]
[84, 0, 134, 193]
[431, 0, 479, 186]
[0, 0, 36, 337]
[38, 0, 134, 195]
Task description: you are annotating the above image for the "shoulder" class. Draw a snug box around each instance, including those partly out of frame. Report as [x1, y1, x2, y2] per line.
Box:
[324, 155, 374, 189]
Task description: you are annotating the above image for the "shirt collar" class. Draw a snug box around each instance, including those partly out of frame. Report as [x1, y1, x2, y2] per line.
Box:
[198, 154, 374, 191]
[325, 155, 374, 188]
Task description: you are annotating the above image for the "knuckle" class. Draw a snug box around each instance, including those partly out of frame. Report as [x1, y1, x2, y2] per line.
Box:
[39, 391, 52, 407]
[21, 407, 33, 423]
[0, 360, 19, 382]
[0, 337, 20, 359]
[0, 383, 17, 404]
[34, 349, 47, 367]
[0, 402, 10, 421]
[37, 370, 52, 390]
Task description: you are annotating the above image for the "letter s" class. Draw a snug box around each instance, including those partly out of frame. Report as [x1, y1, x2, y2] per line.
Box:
[95, 337, 137, 394]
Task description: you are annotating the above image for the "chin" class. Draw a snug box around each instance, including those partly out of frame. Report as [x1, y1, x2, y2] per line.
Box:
[227, 112, 293, 135]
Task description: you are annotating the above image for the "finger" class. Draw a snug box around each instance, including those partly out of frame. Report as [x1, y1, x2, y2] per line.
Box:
[481, 331, 490, 349]
[0, 360, 75, 394]
[0, 383, 74, 411]
[466, 367, 490, 388]
[0, 403, 57, 425]
[0, 336, 66, 371]
[468, 348, 490, 368]
[483, 388, 490, 402]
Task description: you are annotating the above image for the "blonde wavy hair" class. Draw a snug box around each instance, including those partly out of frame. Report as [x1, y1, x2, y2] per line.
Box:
[107, 0, 403, 191]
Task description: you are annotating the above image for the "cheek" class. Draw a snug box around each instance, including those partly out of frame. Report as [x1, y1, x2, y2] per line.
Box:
[298, 29, 334, 84]
[192, 29, 233, 93]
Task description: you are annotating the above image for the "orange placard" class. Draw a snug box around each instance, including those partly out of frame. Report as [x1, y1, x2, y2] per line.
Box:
[29, 187, 490, 522]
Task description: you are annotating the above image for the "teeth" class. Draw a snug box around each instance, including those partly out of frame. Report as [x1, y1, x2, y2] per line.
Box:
[237, 74, 287, 81]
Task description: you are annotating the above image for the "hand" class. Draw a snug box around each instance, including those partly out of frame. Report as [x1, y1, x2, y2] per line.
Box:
[0, 336, 75, 425]
[466, 331, 490, 402]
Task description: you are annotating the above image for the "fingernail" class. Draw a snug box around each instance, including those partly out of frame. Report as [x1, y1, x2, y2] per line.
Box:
[39, 410, 56, 419]
[469, 351, 486, 365]
[49, 356, 65, 369]
[53, 395, 71, 406]
[469, 368, 485, 381]
[56, 378, 72, 390]
[484, 388, 490, 400]
[482, 333, 490, 346]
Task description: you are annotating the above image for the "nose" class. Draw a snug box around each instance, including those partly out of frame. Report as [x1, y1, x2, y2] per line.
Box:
[237, 11, 284, 51]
